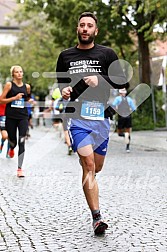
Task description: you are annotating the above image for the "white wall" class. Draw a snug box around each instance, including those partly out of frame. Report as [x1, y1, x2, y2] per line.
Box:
[0, 33, 18, 46]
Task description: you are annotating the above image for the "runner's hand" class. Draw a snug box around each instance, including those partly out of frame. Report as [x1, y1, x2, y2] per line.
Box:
[84, 76, 98, 87]
[15, 93, 24, 100]
[62, 86, 72, 100]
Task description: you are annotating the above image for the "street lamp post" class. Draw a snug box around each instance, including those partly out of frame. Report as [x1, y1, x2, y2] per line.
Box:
[162, 55, 167, 128]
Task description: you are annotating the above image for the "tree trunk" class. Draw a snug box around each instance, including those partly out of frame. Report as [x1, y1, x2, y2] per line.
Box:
[138, 32, 151, 85]
[137, 31, 153, 121]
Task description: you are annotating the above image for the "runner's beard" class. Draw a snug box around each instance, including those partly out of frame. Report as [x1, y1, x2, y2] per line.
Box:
[78, 33, 95, 45]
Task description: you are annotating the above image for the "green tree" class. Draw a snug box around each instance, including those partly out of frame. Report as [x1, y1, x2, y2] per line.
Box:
[0, 10, 60, 97]
[17, 0, 110, 47]
[109, 0, 166, 84]
[4, 0, 166, 128]
[0, 46, 14, 83]
[17, 0, 166, 86]
[16, 0, 137, 81]
[17, 0, 135, 56]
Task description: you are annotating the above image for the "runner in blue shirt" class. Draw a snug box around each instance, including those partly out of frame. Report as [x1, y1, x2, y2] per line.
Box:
[112, 88, 136, 152]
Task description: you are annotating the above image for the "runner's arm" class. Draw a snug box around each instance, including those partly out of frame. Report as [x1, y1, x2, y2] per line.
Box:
[0, 82, 24, 104]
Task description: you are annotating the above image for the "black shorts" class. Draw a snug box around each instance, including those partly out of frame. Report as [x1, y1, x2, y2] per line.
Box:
[52, 118, 63, 123]
[118, 115, 132, 129]
[28, 114, 32, 120]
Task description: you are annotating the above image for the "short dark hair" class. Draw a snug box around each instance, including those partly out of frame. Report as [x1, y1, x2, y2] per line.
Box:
[78, 12, 98, 24]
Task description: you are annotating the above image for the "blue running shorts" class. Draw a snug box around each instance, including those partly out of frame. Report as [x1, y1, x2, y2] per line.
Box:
[69, 119, 110, 156]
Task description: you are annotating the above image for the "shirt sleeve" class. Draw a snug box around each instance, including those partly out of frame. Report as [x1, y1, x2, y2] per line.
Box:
[98, 49, 127, 90]
[112, 96, 121, 107]
[128, 97, 136, 111]
[56, 53, 71, 92]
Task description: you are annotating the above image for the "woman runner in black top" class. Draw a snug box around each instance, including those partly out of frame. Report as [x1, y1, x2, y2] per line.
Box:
[0, 65, 32, 177]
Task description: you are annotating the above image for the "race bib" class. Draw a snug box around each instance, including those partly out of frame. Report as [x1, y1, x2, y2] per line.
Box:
[11, 98, 25, 108]
[81, 100, 104, 120]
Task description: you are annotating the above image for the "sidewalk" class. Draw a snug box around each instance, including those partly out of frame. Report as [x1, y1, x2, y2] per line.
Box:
[110, 130, 167, 151]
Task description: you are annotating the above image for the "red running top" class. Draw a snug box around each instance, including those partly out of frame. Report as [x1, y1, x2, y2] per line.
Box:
[0, 104, 6, 116]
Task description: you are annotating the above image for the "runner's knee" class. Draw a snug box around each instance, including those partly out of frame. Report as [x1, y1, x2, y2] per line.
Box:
[95, 164, 103, 173]
[82, 159, 95, 173]
[1, 131, 8, 140]
[18, 136, 26, 153]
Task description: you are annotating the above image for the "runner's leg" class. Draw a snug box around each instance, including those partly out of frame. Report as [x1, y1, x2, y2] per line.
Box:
[0, 129, 8, 150]
[17, 119, 28, 169]
[94, 152, 105, 173]
[78, 145, 108, 234]
[6, 118, 17, 150]
[78, 144, 99, 211]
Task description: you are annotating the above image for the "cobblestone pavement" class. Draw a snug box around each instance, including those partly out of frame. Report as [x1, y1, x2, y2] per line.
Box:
[0, 126, 167, 252]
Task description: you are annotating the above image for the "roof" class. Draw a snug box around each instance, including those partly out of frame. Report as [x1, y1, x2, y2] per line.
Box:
[0, 0, 19, 29]
[151, 40, 167, 57]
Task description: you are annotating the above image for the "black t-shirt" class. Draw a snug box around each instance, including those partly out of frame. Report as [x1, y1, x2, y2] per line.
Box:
[56, 44, 126, 119]
[6, 81, 28, 119]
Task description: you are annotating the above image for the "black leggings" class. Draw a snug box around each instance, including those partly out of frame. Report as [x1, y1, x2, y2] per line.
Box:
[6, 118, 28, 168]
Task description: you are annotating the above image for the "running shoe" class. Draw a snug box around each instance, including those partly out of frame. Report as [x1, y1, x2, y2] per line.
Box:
[6, 149, 15, 158]
[68, 146, 73, 155]
[17, 168, 25, 178]
[0, 145, 3, 153]
[126, 144, 130, 153]
[25, 133, 30, 139]
[93, 220, 108, 235]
